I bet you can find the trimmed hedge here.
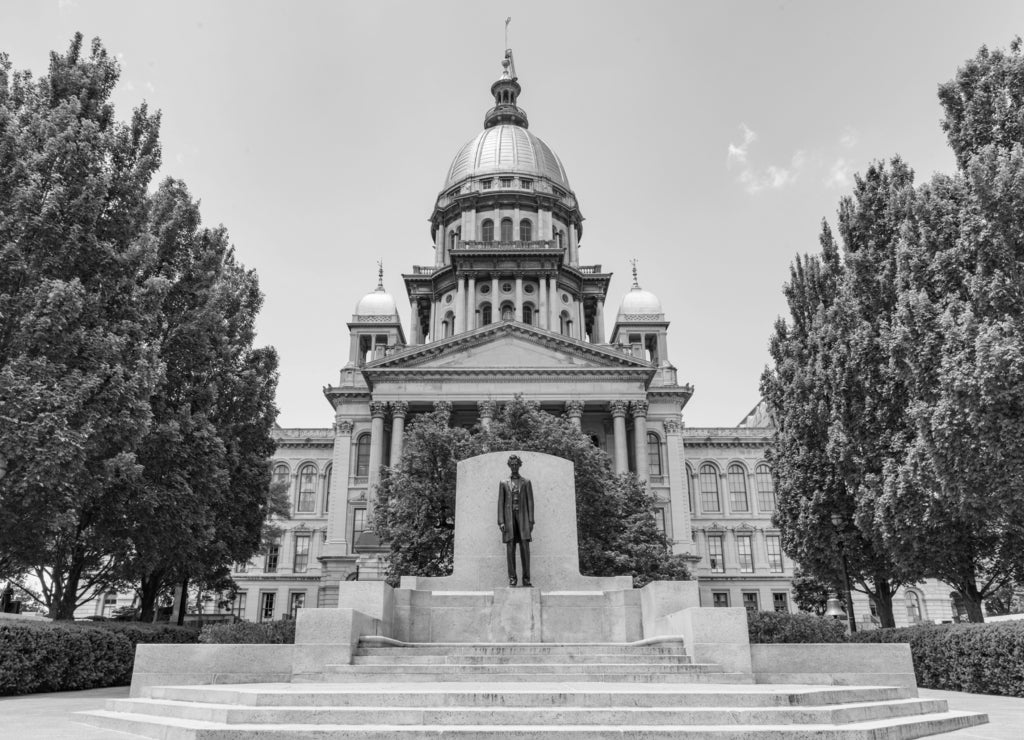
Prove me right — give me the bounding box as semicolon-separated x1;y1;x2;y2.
850;621;1024;697
0;620;200;696
747;610;848;644
199;619;296;644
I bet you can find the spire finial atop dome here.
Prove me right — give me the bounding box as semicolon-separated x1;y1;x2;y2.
376;260;384;291
484;47;529;129
630;259;640;289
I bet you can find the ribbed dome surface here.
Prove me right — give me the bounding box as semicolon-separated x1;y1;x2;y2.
618;287;663;316
354;287;398;317
444;125;570;189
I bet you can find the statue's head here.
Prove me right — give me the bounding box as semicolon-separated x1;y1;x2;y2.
507;454;522;472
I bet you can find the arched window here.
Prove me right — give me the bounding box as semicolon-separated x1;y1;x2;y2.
297;464;317;512
556;230;564;249
755;463;776;512
906;591;922;623
272;463;290;488
560;311;572;336
647;432;662;477
355;434;372;478
685;464;694;513
500;218;513;241
443;311;454;338
727;463;749;512
501;303;514;321
323;465;331;512
520;219;532;241
449;230;456;252
699;463;721;512
481;219;494;242
523;304;533;325
481;303;492;325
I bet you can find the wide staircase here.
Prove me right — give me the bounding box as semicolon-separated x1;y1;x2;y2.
77;637;987;738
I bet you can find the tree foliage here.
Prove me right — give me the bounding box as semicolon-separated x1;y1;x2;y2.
374;398;689;588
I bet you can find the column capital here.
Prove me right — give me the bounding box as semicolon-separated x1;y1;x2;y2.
390;400;409;419
663;417;681;434
433;400;453;419
608;400;629;418
369;400;388;419
335;419;355;435
477;399;497;419
631;399;649;418
565;400;585;418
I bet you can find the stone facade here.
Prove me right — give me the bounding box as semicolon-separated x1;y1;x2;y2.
228;52;954;629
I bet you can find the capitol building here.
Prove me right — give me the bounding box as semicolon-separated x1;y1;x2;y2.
227;51;954;629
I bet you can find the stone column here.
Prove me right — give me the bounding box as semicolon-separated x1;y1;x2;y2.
569;223;579;265
577;300;585;340
609;401;629;475
548;274;559;330
663;416;694;553
466;275;476;330
478;399;496;429
454;274;466;334
409;298;420;344
514;274;524;322
593;298;606;343
324;417;353;557
565;400;585;429
429;299;437;342
632;400;649;483
389;401;409;465
366;401;387;517
538;275;549;330
491;276;500;322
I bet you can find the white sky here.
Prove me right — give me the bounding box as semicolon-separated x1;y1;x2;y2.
4;1;1023;428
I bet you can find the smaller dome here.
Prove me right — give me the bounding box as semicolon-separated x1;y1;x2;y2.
355;286;398;317
618;287;663;316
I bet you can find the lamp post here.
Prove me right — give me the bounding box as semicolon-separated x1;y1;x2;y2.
830;512;858;633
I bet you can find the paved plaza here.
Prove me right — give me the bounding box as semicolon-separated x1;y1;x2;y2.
1;683;1019;739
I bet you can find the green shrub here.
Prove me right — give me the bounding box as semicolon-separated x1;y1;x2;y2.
747;610;848;643
0;619;200;696
851;621;1024;697
199;619;295;644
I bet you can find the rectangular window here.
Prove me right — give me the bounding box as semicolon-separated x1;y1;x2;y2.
742;592;759;612
289;592;306;619
264;545;279;573
766;535;784;573
260;592;275;622
737;535;754;573
654;508;666;536
234;561;248;573
500;177;513;188
707;534;725;573
293;534;310;574
351;508;367;547
232;592;247;619
481;179;492;189
712;592;730;608
520;178;532;189
773;592;789;613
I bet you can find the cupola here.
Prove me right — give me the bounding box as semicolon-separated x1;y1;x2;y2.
346;264;406;370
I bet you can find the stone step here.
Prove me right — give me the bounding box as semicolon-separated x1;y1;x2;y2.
102;696;952;726
328;662;716;675
148;684;915;709
354;645;687;657
316;671;754;684
352;653;692;665
75;708;990;739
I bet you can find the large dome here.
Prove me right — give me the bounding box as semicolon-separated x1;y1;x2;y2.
444;125;570;190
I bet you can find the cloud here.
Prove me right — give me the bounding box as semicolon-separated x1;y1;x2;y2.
825;157;854;189
839;127;858;149
727;124;805;194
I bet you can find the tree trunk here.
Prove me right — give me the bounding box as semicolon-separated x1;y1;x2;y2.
959;577;986;623
54;559;85;620
176;577;188;626
872;580;897;628
138;569;165;623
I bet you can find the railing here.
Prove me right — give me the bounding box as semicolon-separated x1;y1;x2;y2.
578;265;604;274
454;240;560;251
411;265;437;275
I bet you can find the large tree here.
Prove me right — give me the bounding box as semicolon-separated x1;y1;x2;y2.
374;398;689;588
0;35;163;618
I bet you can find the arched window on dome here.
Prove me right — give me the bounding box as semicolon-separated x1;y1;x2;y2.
481;219;494;242
560;311;572;336
523;304;534;325
727;463;749;512
520;219;532;241
500;302;514;321
556;230;564;250
500;218;513;242
449;230;456;254
481;303;492;326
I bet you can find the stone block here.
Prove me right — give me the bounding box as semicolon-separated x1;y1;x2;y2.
335;581;394;635
750;643;918;691
292;608;382;680
639;580;700;637
490;586;541;641
129;644;295;697
670;606;752;675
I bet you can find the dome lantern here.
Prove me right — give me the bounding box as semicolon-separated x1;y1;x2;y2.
484;49;529;129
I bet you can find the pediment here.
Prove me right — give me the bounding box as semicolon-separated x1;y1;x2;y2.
366;322;652;374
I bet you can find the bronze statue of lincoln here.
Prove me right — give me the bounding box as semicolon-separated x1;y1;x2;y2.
497;454;534;587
